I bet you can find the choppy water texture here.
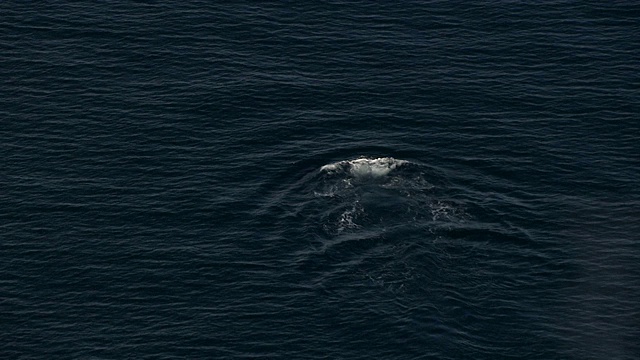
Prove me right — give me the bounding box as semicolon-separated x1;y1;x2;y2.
2;1;640;359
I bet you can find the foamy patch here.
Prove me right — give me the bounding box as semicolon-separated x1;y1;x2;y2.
320;157;408;178
430;200;467;222
337;201;362;232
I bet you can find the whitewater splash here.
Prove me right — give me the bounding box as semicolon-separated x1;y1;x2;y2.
300;156;469;294
315;156;466;232
320;157;408;178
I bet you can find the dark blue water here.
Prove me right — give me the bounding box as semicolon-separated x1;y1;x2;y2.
2;1;639;359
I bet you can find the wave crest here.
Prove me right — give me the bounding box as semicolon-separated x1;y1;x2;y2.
320;157;408;178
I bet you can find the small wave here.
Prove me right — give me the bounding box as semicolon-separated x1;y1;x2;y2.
320;157;408;178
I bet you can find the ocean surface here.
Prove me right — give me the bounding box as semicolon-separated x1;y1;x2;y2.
2;1;639;359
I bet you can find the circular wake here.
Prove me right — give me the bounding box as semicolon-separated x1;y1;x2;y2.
314;157;465;234
292;156;469;294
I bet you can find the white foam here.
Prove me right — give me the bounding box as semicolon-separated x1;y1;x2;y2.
337;201;362;232
430;200;467;222
320;157;408;178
